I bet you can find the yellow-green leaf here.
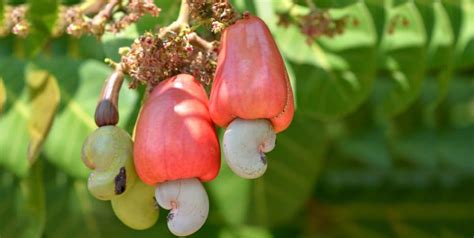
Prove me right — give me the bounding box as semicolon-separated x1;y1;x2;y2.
0;78;5;114
26;66;60;164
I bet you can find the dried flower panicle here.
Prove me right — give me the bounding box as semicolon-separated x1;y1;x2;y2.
1;5;30;37
299;10;346;44
187;0;238;33
121;31;217;89
110;0;161;33
277;9;348;44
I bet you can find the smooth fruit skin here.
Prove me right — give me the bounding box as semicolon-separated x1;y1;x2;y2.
111;179;159;230
134;74;220;185
155;178;209;236
209;15;294;133
82;126;137;200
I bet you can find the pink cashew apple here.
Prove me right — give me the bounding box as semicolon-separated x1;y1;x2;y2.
209;15;295;179
134;74;220;236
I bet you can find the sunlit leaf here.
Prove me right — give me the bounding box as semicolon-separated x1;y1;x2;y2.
453;0;474;70
0;78;5;114
0;58;30;177
25;0;59;57
373;1;428;118
256;1;377;120
0;161;46;238
42;161;175;238
38;58;138;179
210;114;328;226
414;2;454;123
26;65;60;164
102;24;139;62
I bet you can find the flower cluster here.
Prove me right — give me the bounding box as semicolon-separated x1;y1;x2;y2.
6;0;161;38
187;0;238;33
1;5;30;37
277;9;348;44
109;0;161;33
121;31;217;89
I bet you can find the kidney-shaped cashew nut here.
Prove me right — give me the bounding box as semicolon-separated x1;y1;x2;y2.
223;118;276;179
155;178;209;236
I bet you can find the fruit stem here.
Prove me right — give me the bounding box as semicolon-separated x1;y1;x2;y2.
159;0;190;38
187;32;215;52
95;65;124;127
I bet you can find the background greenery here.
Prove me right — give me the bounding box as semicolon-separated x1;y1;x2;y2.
0;0;473;237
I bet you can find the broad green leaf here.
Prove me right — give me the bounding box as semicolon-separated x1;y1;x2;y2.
219;226;273;238
416;1;454;69
25;0;59;57
135;0;180;34
0;78;5;114
102;24;139;62
390;128;438;169
415;2;454;121
39;59;138;179
0;1;3;33
365;0;387;40
257;114;326;226
0;58;30;177
42;161;175;238
210;114;328;226
373;1;427;118
337;127;392;169
257;1;377;120
310;0;359;9
0;161;46;238
445;76;474;128
208;137;252;225
438;126;474;173
453;0;474;70
26;65;60;164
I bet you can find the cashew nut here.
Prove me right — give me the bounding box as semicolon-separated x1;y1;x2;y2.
155;178;209;236
223;118;276;179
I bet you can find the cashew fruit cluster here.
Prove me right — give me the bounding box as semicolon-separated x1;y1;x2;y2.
82;14;293;236
82;126;159;230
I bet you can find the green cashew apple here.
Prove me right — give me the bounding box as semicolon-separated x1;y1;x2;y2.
111;179;159;230
81;126;137;200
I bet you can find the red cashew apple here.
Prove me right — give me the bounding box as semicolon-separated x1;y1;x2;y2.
134;74;220;236
209;15;294;179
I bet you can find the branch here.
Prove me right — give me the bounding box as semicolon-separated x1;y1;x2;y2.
90;0;121;35
187;32;214;52
158;0;190;38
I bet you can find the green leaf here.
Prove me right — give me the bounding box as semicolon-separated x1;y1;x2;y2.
0;78;5;114
0;161;46;238
135;0;180;34
0;1;4;32
38;58;138;179
311;0;359;9
102;24;139;62
337;127;392;169
219;226;273;238
210;114;328;226
25;0;59;57
416;1;454;69
42;161;175;238
26;65;60;164
257;2;377;120
414;2;454;121
453;0;474;70
0;58;30;177
438;126;474;173
373;1;428;118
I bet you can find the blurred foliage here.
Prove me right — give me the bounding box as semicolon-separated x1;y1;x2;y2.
0;0;473;237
